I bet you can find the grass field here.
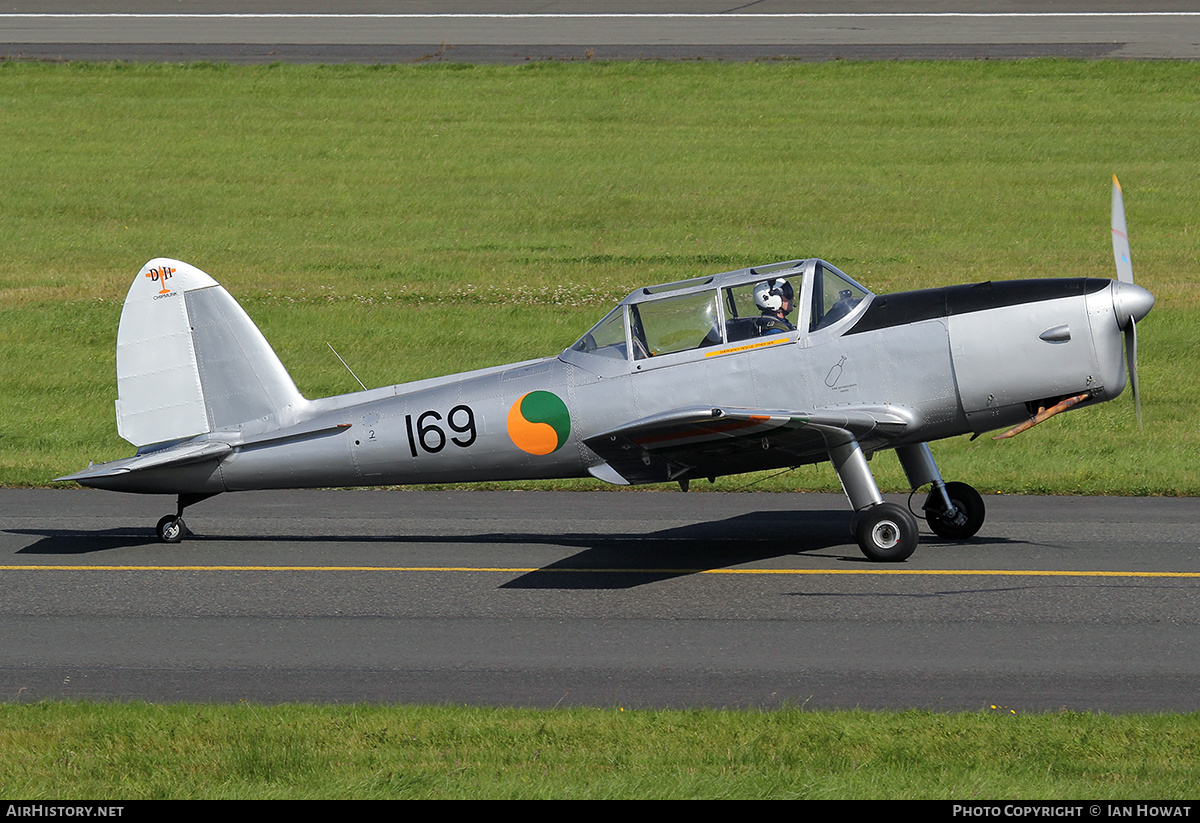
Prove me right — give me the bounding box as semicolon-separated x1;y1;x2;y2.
2;59;1199;492
2;701;1199;800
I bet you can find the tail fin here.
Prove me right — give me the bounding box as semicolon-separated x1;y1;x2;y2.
115;258;306;448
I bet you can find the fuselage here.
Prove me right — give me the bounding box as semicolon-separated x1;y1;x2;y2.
83;259;1152;497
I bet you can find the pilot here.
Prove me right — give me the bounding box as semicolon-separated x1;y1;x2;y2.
753;278;796;333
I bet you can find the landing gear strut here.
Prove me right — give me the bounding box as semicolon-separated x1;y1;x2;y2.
154;493;217;543
897;443;985;540
831;440;986;562
830;439;920;562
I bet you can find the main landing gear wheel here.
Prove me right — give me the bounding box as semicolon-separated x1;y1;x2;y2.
156;515;185;544
924;481;985;540
853;502;918;562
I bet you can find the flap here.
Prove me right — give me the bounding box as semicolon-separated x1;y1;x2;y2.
583;404;918;485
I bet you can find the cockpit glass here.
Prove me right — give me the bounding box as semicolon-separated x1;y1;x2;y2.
723;277;800;341
810;264;870;331
570;306;629;360
630;291;721;359
569;260;865;363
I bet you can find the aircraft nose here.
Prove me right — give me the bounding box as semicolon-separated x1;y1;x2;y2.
1111;280;1154;329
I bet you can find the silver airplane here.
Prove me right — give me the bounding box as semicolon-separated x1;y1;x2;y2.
58;178;1154;561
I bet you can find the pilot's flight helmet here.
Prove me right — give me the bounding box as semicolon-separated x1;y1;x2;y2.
754;278;794;313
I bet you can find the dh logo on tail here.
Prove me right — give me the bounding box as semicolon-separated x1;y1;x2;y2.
145;265;175;295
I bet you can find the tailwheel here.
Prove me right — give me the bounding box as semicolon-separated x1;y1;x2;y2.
156;514;185;544
154;493;216;543
924;481;985;540
854;502;918;562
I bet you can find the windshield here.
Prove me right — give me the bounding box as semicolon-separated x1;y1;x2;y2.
570;306;629;360
810;263;870;331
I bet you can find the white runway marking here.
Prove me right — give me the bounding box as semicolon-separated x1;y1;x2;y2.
4;13;1200;18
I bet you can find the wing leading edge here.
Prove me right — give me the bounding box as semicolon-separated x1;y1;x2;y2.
583;405;920;486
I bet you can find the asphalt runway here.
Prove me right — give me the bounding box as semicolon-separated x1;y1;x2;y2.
3;488;1200;711
2;2;1199;63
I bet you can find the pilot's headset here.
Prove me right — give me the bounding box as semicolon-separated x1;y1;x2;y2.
754;279;794;314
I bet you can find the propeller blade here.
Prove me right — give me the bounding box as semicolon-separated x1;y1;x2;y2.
1126;317;1143;431
1113;174;1147;431
1112;174;1134;283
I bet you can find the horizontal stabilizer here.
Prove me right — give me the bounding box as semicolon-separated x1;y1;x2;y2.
56;421;353;487
55;440;233;483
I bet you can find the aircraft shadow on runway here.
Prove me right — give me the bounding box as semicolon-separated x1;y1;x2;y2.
498;516;1019;589
9;509;849;561
9;527;163;554
6;508;1019;589
500;510;857;590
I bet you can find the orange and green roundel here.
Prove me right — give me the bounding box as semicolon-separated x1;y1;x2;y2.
507;391;571;455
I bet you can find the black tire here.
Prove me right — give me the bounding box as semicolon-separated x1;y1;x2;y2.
156;515;185;544
925;481;985;540
854;502;918;562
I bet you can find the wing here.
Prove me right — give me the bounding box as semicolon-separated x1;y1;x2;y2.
583;404;920;485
